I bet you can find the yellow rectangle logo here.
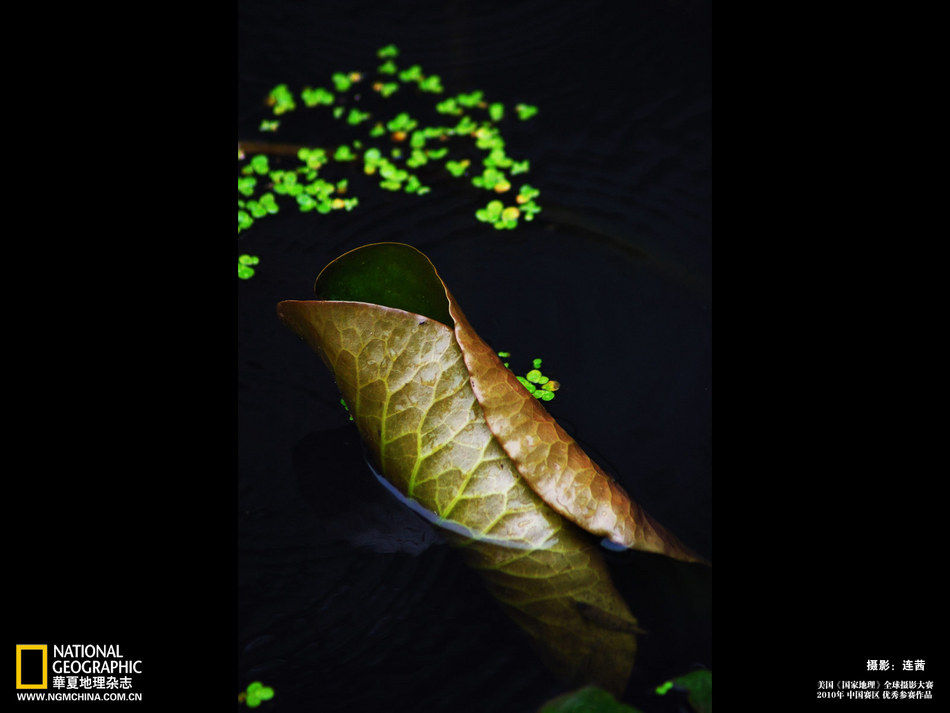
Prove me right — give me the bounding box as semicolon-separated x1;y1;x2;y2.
15;644;47;689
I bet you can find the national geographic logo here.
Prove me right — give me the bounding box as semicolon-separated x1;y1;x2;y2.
15;645;47;689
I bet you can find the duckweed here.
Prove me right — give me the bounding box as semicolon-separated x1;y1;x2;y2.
239;681;275;708
499;353;560;401
237;45;542;277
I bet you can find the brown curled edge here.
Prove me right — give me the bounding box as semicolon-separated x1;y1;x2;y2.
448;294;707;564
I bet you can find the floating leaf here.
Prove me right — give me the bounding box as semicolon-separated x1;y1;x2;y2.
297;244;702;559
278;244;705;692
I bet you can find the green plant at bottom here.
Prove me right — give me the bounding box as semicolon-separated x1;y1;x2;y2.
238;681;275;708
538;671;711;713
656;670;711;713
538;686;641;713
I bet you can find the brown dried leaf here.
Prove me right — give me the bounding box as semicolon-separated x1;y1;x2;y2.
278;299;638;692
277;242;708;692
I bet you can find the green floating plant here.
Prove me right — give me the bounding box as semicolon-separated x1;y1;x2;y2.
237;44;542;278
237;254;260;280
242;192;278;219
374;80;398;97
386;112;418;133
517;184;542;222
456;90;483;108
297;147;328;169
248;154;269;175
418;74;443;93
498;353;561;401
516;102;539;120
333;144;357;162
346;108;371;125
538;686;641;713
267;84;295;115
398;64;423;83
436;97;461;115
445;159;469;177
475;195;540;231
237;176;257;197
331;71;355;92
301;86;334;107
238;681;275;708
655;670;711;713
472;166;510;192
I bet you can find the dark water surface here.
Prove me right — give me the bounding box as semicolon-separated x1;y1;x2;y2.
238;2;710;711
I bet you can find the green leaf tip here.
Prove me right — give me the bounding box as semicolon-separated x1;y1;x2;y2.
313;243;453;327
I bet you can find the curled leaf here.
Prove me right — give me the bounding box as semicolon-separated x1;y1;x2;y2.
278;300;637;691
278;243;704;692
